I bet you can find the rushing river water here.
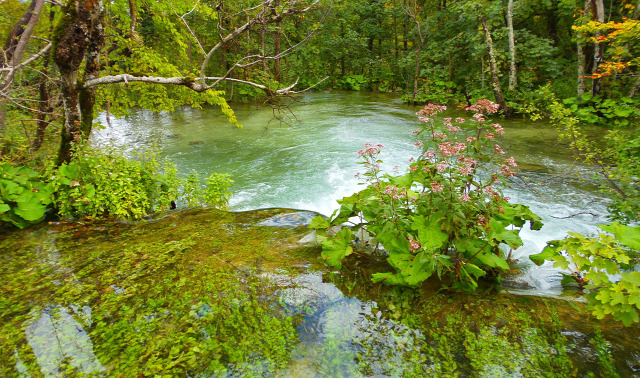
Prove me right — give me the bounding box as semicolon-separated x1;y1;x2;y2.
94;91;610;296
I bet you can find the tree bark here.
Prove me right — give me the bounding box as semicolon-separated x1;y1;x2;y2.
591;0;605;96
481;16;508;113
506;0;517;92
0;0;45;148
577;0;591;97
54;0;104;165
31;9;56;153
274;0;281;82
1;0;45;93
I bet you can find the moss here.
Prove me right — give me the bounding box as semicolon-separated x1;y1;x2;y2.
2;208;640;376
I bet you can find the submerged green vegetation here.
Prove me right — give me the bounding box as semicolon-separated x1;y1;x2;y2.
1;208;639;376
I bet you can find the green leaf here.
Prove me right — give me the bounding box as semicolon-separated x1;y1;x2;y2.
411;215;448;251
13;192;47;221
321;227;353;269
308;215;330;229
599;222;640;250
475;252;509;270
0;202;10;213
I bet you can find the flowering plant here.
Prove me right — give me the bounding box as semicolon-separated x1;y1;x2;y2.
310;100;542;290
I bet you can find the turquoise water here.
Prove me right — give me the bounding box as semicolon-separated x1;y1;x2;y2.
93;90;610;295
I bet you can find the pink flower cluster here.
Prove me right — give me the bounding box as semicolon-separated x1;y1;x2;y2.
491;123;504;134
409;237;421;252
438;141;467;157
444;118;461;133
430;182;444;193
472;113;486;122
384;185;407;199
457;155;476;175
417;103;447;117
435;162;449;172
466;99;500;114
432;132;447;140
424;150;436;159
358;142;384;157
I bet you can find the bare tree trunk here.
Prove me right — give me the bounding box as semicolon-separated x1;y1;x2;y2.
577;0;591;97
413;45;421;102
0;0;45;147
274;0;282;82
629;75;640;98
31;9;56;152
481;16;508;113
506;0;517;92
591;0;605;96
393;0;398;61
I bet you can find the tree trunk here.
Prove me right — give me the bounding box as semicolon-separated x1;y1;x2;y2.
629;75;640;99
54;0;104;165
577;0;591;97
274;0;281;82
506;0;517;92
591;0;605;96
481;17;508;113
413;45;421;102
31;9;56;153
0;0;45;148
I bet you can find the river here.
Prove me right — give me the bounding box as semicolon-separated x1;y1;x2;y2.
94;90;610;296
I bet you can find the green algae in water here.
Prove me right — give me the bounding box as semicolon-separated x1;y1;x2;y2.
0;208;315;376
2;208;640;376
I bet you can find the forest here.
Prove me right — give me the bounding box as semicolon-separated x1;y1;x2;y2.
1;0;640;376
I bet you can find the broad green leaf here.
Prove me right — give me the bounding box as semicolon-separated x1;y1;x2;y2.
475;252;509;270
321;227;353;269
599;222;640;250
14;192;47;221
308;215;330;229
411;216;448;251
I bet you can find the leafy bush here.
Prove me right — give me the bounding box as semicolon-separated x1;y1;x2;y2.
561;94;640;127
50;145;182;219
181;170;233;210
0;162;54;228
401;79;461;105
339;75;369;91
531;222;640;326
311;100;541;290
550;101;640;222
508;84;558;121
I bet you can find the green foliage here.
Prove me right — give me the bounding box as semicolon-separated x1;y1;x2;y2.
531;222;640;326
508;84;558;120
0;208;306;376
0;163;53;228
401;79;461;105
550;101;640;222
311;100;541;290
180;170;234;210
561;94;640;127
50;145;181;219
338;74;369;91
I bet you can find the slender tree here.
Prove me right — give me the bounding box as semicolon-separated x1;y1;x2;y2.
481;16;507;113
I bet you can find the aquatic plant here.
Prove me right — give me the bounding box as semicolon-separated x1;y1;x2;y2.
311;100;542;290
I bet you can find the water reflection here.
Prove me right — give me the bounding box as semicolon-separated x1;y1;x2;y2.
22;306;104;376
